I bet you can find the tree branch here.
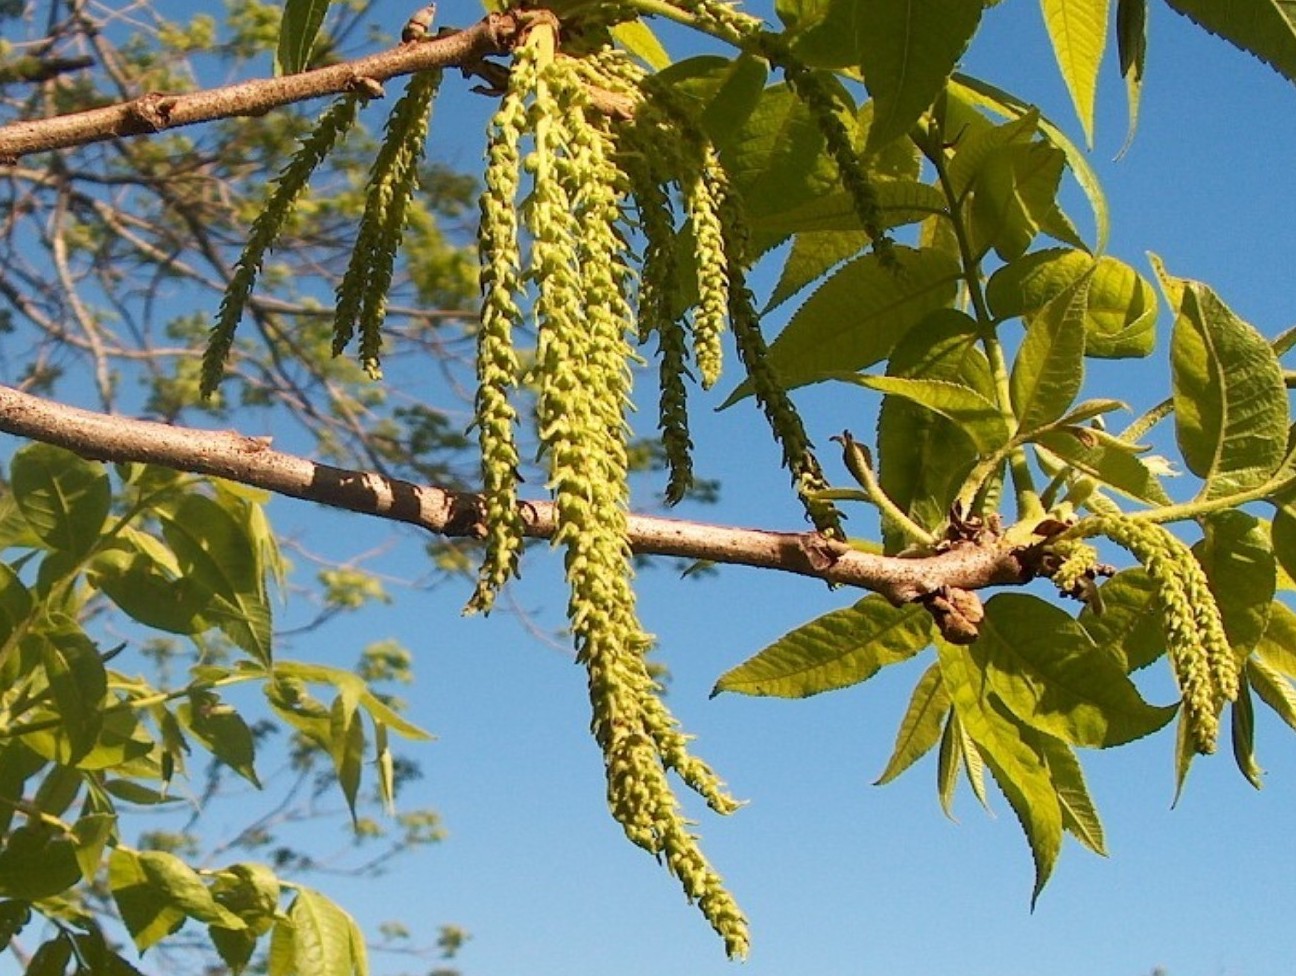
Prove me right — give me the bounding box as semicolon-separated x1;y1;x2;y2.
0;13;525;162
0;384;1037;631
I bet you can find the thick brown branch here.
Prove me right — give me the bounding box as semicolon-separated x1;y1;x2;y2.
0;14;523;162
0;384;1036;613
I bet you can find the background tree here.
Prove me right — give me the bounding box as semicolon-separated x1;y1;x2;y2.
1;0;1296;973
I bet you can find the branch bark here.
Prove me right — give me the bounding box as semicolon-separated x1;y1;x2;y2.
0;384;1036;621
0;13;524;162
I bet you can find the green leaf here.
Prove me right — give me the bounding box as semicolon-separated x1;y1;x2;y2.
178;691;261;788
161;494;272;664
10;443;110;558
103;779;183;805
766;230;868;311
1078;569;1165;672
936;711;962;818
946;110;1039;200
277;0;331;75
752;180;947;239
844;375;1010;454
0;561;32;648
1161;0;1296;85
712;595;932;698
329;694;365;823
272;660;432;740
1040;0;1109;146
853;0;984;152
1034;428;1173;506
1272;503;1296;585
610;18;671;70
1115;0;1147;155
72;812;117;880
1010;273;1090;434
948;74;1109;252
1158;261;1289;500
970;141;1067;261
723;245;960;402
116;848;254;957
37;627;106;764
1085;255;1158;358
969;593;1176;747
1248;656;1296;731
1231;669;1264;789
1038;735;1106;855
286;887;366;976
936;638;1062;903
1193;510;1274;657
0;823;81;900
91;547;210;635
1256;600;1296;678
876;663;950;785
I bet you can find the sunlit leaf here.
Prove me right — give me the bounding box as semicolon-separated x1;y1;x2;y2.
1034;429;1173;506
1254;600;1296;678
852;0;984;152
1078;569;1164;672
844;374;1009;454
936;639;1062;903
1157;261;1288;501
1010;274;1090;434
723;246;960;403
876;663;949;784
1040;0;1109;146
1193;510;1274;657
610;18;671;69
877;309;993;551
178;692;261;788
1038;735;1106;855
948;74;1109;251
969;594;1176;747
286;887;366;976
1248;657;1296;731
970;141;1066;260
712;595;932;698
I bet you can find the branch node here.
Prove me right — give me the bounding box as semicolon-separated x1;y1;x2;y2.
921;586;984;644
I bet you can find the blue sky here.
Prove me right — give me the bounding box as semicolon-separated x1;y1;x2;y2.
6;2;1296;974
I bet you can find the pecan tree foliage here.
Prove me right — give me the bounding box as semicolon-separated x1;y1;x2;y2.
4;0;1296;971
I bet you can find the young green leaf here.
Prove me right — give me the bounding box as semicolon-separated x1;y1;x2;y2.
329;694;366;823
936;638;1063;903
10;443;110;558
1255;600;1296;678
1231;670;1264;789
876;663;950;785
723;245;960;402
936;711;962;819
876;308;993;551
1010;273;1090;434
712;595;932;698
968;593;1176;747
1040;0;1109;147
1085;255;1157;358
37;628;106;765
0;823;81;900
284;887;366;976
948;75;1110;251
1248;657;1296;732
1038;735;1106;855
853;0;984;152
1193;510;1274;658
845;375;1010;455
970;141;1066;261
1034;429;1173;506
1115;0;1148;155
1159;264;1288;501
109;847;189;951
1078;569;1165;672
277;0;332;75
610;18;671;70
177;692;261;788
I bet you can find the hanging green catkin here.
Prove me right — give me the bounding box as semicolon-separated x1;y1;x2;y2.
713;177;844;537
465;44;538;615
204;94;362;397
1075;516;1236;753
684;146;730;390
527;42;748;958
333;70;440;376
